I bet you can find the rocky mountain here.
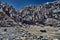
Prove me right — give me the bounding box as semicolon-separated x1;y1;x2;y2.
18;1;60;27
0;0;60;40
0;0;60;27
0;1;18;27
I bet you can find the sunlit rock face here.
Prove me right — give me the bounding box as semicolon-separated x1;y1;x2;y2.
0;2;17;27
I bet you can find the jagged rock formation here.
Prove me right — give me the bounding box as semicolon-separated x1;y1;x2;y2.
0;1;18;27
0;0;60;27
18;1;60;27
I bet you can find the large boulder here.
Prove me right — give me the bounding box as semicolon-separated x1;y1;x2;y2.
44;18;60;27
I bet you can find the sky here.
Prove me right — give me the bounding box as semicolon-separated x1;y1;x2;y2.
0;0;56;10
